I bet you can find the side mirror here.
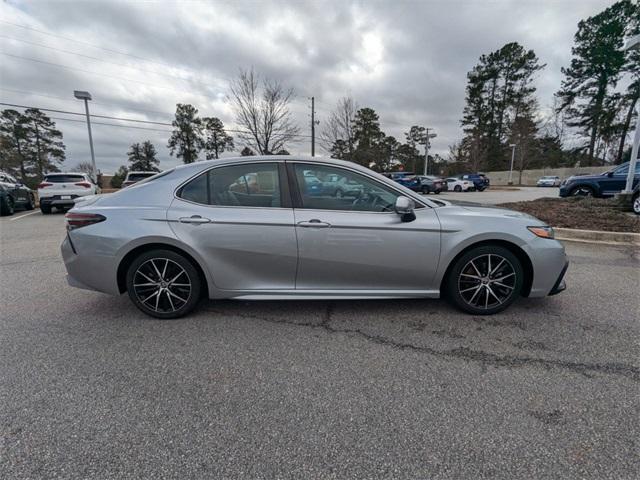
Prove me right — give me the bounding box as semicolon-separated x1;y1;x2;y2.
395;196;416;222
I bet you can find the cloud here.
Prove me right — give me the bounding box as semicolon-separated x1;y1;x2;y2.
0;0;614;173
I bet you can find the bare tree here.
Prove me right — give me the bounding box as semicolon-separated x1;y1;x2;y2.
227;68;300;155
319;97;357;157
74;161;94;174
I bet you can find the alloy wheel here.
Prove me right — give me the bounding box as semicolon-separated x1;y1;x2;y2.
457;254;517;310
633;195;640;215
133;258;192;313
571;186;593;197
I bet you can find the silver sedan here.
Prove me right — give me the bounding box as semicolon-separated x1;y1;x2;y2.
62;156;568;319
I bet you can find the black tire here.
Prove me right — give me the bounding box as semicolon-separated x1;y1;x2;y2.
445;245;524;315
421;186;429;194
434;190;441;194
40;204;52;214
633;193;640;215
126;249;202;319
454;185;462;192
25;194;35;210
1;196;15;216
569;185;594;197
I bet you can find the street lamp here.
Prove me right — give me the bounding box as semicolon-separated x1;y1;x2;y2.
508;144;516;185
423;130;437;176
74;90;97;183
621;34;640;195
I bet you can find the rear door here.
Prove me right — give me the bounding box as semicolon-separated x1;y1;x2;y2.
167;161;298;291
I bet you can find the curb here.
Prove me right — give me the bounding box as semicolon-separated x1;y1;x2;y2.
554;227;640;246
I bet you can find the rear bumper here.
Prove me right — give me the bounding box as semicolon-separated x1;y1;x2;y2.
61;235;120;295
40;195;79;207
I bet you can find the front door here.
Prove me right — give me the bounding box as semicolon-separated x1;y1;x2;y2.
290;163;441;292
168;162;297;291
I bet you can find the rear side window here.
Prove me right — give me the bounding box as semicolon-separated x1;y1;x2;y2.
128;173;156;181
45;174;85;183
179;163;282;208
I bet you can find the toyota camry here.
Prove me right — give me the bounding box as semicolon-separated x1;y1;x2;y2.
62;156;568;319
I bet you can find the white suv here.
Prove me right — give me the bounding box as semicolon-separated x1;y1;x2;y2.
37;172;99;214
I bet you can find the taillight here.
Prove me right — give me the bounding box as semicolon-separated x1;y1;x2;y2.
38;182;53;188
65;212;105;231
75;182;92;188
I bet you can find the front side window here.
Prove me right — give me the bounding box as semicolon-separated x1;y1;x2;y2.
179;163;282;208
294;164;410;212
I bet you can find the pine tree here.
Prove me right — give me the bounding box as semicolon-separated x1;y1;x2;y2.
557;0;630;163
167;104;204;163
0;109;29;179
202;117;234;159
23;108;66;179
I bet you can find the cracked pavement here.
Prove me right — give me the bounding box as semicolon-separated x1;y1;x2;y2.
1;212;639;479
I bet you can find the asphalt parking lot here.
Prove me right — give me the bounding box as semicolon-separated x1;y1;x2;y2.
1;210;639;479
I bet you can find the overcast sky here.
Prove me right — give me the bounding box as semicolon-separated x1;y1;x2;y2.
0;0;614;174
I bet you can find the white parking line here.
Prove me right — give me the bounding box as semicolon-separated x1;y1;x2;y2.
8;211;40;221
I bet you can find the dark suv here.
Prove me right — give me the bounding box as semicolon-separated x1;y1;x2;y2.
0;171;36;216
559;161;640;198
458;173;489;191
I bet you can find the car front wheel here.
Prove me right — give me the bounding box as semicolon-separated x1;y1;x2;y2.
446;245;524;315
126;249;202;319
454;185;462;192
570;185;594;197
633;193;640;215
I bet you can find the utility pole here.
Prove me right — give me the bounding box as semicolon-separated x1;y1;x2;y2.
311;96;316;157
508;144;516;185
74;90;97;182
423;128;437;176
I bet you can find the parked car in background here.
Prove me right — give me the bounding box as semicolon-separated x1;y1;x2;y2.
537;176;562;187
445;177;472;192
559;161;640;198
122;171;158;188
0;171;36;216
384;171;421;191
322;173;363;198
38;172;99;214
62;155;567;319
458;173;489;191
415;175;447;194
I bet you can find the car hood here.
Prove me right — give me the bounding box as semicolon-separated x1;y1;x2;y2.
565;173;606;182
436;204;542;223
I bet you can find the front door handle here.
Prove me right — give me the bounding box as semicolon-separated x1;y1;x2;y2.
297;219;331;228
179;215;212;224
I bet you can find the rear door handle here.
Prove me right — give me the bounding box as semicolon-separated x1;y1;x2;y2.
179;215;211;224
297;219;331;228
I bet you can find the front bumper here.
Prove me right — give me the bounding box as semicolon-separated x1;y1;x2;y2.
549;261;569;296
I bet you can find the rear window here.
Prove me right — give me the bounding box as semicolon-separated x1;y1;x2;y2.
128;173;156;181
45;174;85;183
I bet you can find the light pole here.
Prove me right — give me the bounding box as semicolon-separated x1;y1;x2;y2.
508;144;516;185
423;129;437;176
74;90;97;183
621;34;640;195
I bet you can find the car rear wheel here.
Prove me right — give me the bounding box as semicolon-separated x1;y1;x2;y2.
25;194;35;210
126;249;202;319
1;196;14;216
454;185;462;192
446;245;524;315
570;185;594;197
633;193;640;215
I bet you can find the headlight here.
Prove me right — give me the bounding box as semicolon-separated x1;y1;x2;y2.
527;226;555;239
